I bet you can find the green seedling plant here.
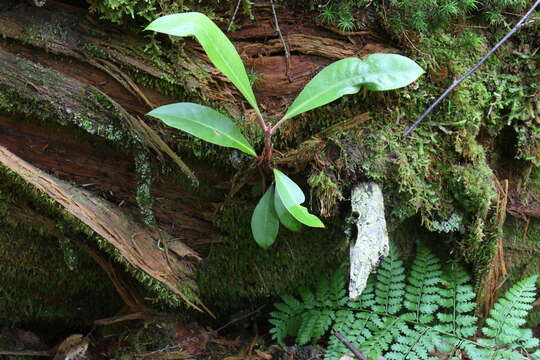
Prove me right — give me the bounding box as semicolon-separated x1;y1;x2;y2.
145;12;425;248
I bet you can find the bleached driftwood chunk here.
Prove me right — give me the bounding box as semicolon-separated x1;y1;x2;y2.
349;182;389;299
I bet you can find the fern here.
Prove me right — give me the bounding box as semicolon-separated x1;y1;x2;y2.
403;245;443;324
372;246;406;316
437;265;477;336
270;266;346;345
467;275;540;360
269;294;305;344
386;324;441;360
385;245;443;360
269;244;540;360
359;315;408;358
434;264;477;356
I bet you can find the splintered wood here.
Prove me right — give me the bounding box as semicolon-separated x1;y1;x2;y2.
0;145;207;313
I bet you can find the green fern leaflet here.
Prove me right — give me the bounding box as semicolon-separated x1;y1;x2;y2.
269;244;540;360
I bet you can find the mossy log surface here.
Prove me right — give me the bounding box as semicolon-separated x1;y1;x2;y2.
0;0;538;330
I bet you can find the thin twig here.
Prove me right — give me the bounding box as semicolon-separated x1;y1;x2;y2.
94;312;146;325
403;0;540;136
0;350;53;357
332;329;367;360
227;0;243;32
270;0;292;82
214;305;265;333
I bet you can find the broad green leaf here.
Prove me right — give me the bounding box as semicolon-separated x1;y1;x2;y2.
274;191;302;232
251;185;280;248
283;54;424;120
273;169;324;228
147;102;256;156
288;205;324;228
145;13;259;113
274;169;304;204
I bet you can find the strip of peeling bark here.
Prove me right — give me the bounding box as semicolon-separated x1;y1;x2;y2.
0;43;219;249
0;1;395;116
0;145;208;313
0;48;196;184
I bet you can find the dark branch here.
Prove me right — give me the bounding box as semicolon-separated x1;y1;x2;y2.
227;0;242;32
403;0;540;136
332;329;368;360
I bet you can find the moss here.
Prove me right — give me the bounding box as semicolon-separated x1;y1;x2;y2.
525;166;540;199
0;173;123;332
134;151;156;226
3;0;538;324
0;51;169;225
0;223;122;332
295;20;538;293
86;0;224;25
307;171;343;217
0;62;135;151
196;202;348;315
0;163;195;315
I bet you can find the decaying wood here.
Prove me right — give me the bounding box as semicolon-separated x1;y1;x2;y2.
0;350;53;357
0;111;218;249
94;312;146;326
3;0;511;323
0;44;220;249
479;177;509;316
79;242;147;313
507;201;540;219
0;48;197;184
349;183;389;300
0;145;208;313
0;1;395;116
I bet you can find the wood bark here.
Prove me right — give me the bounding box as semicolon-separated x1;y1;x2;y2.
0;0;395;313
1;0;537;321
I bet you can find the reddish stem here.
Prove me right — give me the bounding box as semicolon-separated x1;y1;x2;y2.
254;112;274;172
259;129;273;171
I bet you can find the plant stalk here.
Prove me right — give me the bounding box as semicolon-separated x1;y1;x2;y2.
261;129;274;170
256;111;268;132
270;116;288;135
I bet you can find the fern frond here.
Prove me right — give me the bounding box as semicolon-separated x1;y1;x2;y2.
462;276;539;360
296;308;334;345
386;324;440;360
325;310;385;360
325;310;358;360
350;276;377;310
316;268;347;307
482;275;538;345
299;287;316;309
270;245;540;360
326;280;382;360
404;245;442;324
329;266;348;306
372;245;406;315
360;315;409;358
270;268;347;345
269;294;306;344
436;264;477;338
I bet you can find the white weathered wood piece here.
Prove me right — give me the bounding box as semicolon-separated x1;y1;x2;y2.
349;182;389;300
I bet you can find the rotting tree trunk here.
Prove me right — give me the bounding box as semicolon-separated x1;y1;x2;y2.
0;0;392;319
0;0;538;329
